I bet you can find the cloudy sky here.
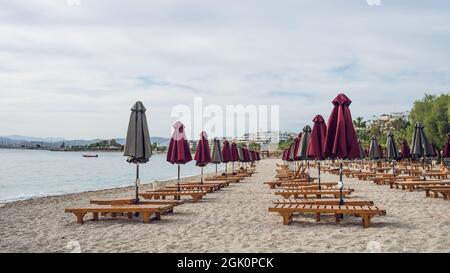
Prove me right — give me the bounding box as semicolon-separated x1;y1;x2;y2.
0;0;449;139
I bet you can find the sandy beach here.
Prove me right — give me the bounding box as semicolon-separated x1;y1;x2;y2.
0;158;449;253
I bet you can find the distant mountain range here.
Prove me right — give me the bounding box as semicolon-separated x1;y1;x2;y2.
0;135;171;147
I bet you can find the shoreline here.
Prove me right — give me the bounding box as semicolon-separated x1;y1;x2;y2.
0;169;224;206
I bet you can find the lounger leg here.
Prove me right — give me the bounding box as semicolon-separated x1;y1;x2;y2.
280;213;292;225
335;214;340;223
111;213;117;218
74;212;86;224
142;212;151;224
127;212;133;219
362;215;371;228
92;212;99;221
316;213;320;222
154;212;161;220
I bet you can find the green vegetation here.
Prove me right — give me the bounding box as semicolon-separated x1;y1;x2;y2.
278;136;294;151
248;141;261;151
354;93;449;150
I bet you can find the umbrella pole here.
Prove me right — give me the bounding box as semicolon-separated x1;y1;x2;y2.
339;162;344;205
135;163;140;204
225;163;228;179
392;160;396;177
232;162;235;174
318;161;321;190
177;164;181;200
215;164;218;174
201;167;204;184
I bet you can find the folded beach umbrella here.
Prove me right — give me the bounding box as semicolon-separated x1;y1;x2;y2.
256;151;261;161
286;143;294;162
368;136;380;160
194;131;211;183
386;132;400;160
324;94;360;159
292;133;302;160
243;147;251;163
238;146;245;162
167;121;192;192
378;144;384;159
222;140;232;175
307;115;327;160
124;101;152;204
430;142;438;157
443;133;450;158
211;138;223;173
324;93;360;205
299;126;312;160
411;122;433;158
358;141;365;160
401;139;411;159
307;115;327;189
230;142;240;172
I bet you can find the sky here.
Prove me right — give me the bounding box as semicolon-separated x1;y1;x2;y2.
0;0;449;140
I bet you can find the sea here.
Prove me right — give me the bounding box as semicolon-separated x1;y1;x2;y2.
0;149;226;203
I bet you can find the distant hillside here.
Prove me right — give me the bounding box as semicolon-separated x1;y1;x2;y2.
1;135;170;147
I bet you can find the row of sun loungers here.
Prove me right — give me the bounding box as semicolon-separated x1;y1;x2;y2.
65;168;255;224
268;164;386;228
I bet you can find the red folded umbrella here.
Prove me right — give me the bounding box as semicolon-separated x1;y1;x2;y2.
401;139;411;159
307;115;327;160
282;149;288;161
378;144;384;159
230;142;240;162
243;148;251;162
324;94;360;159
430;142;438;157
256;152;261;161
292;133;302;161
167;121;192;164
222;140;232;163
443;133;450;158
194;131;211;167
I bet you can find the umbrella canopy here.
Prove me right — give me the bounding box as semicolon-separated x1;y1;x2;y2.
286;143;294;162
238;146;245;162
211;138;223;164
430;142;438;157
299;125;312;160
221;140;232;163
194;131;211;167
368;136;380;160
411;122;433;158
256;152;261;161
166;121;192;164
124;101;152;163
378;144;384;159
230;142;240;162
307;115;327;160
123;101;152;203
401;139;411;159
386;132;400;160
324;94;360;159
249;150;254;162
292;133;302;160
243;147;251;162
443;133;450;158
358;141;365;159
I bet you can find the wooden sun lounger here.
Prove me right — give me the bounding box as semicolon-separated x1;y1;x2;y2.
140;190;207;202
373;176;421;186
89;198;184;214
272;198;374;206
274;189;353;199
163;184;219;193
65;204;173;224
204;177;240;183
268;204;386;228
264;180;321;189
421;186;450;198
429;189;450;200
393;180;450;192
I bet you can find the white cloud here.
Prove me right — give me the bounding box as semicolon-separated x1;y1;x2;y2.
0;0;449;139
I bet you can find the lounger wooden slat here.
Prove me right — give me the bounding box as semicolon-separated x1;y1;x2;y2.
274;189;353;199
140;190;207;202
269;204;386;227
272;199;374;206
65;204;173;224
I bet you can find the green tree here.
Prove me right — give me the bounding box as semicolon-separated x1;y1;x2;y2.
408;93;450;148
278;136;294;151
248;141;261;151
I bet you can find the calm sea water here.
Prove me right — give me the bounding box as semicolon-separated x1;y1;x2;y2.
0;149;225;203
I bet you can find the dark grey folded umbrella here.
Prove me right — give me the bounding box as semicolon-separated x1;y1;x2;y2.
358;141;365;159
211;138;223;172
369;136;380;160
411;123;433;157
386;131;400;160
123;101;152;203
298;125;311;160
